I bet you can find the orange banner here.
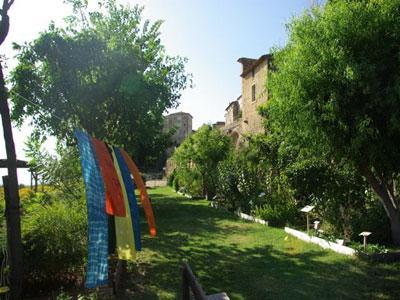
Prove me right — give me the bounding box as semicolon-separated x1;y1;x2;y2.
120;149;157;237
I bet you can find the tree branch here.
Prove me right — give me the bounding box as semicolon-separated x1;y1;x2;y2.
358;163;399;218
0;0;14;46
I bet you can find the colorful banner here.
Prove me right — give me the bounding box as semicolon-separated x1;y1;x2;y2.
112;149;137;261
115;148;142;251
120;148;157;237
92;138;126;217
74;129;109;288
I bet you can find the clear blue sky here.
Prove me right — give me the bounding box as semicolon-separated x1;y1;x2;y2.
136;0;312;128
0;0;313;184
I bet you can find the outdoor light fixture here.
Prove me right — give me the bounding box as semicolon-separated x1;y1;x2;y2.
313;220;320;230
300;205;315;235
359;232;372;250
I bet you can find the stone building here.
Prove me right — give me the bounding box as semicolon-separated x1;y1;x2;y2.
221;54;271;146
212;121;225;130
223;96;242;147
163;111;193;156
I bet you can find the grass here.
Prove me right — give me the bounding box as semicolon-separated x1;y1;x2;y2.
127;186;400;299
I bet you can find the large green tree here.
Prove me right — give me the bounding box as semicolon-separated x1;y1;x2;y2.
10;0;190;170
173;125;232;199
264;0;400;244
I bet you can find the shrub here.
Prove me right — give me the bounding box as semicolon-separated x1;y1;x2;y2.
173;177;180;192
167;170;175;187
172;125;232;199
22;198;87;290
253;176;300;227
216;158;242;210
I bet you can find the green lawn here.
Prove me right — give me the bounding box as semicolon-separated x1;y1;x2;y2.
129;186;400;299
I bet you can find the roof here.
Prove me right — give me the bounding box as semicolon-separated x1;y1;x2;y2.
238;54;272;77
225;100;240;111
165;111;193;119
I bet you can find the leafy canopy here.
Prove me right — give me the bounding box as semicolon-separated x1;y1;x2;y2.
261;0;400;244
10;0;191;169
265;0;400;174
172;125;232;197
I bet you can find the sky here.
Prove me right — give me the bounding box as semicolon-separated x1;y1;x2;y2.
0;0;312;184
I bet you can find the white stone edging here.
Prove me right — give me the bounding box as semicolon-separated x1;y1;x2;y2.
209;201;269;226
236;212;269;226
284;227;356;256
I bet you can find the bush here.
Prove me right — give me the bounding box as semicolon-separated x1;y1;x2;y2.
216;152;266;213
252;176;300;227
173;177;179;192
348;197;391;245
216;158;242;210
172;125;232;199
22;197;87;290
167;170;175;187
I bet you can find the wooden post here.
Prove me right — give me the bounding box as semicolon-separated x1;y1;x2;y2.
0;2;22;297
3;176;22;299
114;260;126;296
182;261;207;300
306;213;310;235
182;264;190;300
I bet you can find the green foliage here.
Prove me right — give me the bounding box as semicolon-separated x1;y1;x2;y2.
215;135;302;226
253;201;297;227
43;143;84;200
350;242;389;255
172;125;232;198
24;130;47;190
167;170;175;187
266;0;400;169
24;135;84;200
216;157;242;210
22;195;87;287
172;176;180;192
285;158;368;240
262;0;400;244
11;0;190;170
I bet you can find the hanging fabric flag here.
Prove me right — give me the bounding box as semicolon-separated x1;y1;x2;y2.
74;129;108;288
92;138;126;217
120;149;157;237
112;149;137;260
115;148;142;251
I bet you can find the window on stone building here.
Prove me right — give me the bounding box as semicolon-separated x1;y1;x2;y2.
251;69;255;77
252;84;256;102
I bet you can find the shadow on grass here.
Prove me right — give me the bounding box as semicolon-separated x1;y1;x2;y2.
128;189;400;300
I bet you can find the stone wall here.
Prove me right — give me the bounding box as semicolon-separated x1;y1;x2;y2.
240;59;268;134
164;112;193;156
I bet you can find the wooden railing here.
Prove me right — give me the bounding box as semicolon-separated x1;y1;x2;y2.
182;261;207;300
182;261;229;300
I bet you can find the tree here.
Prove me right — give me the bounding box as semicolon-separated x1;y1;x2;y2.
24;131;46;192
264;0;400;244
172;125;232;199
10;0;190;170
24;134;83;200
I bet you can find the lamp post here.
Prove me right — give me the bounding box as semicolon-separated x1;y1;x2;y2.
359;232;372;250
301;205;315;235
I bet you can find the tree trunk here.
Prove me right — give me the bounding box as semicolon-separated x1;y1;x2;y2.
34;174;38;193
0;62;23;299
359;164;400;246
339;204;351;245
